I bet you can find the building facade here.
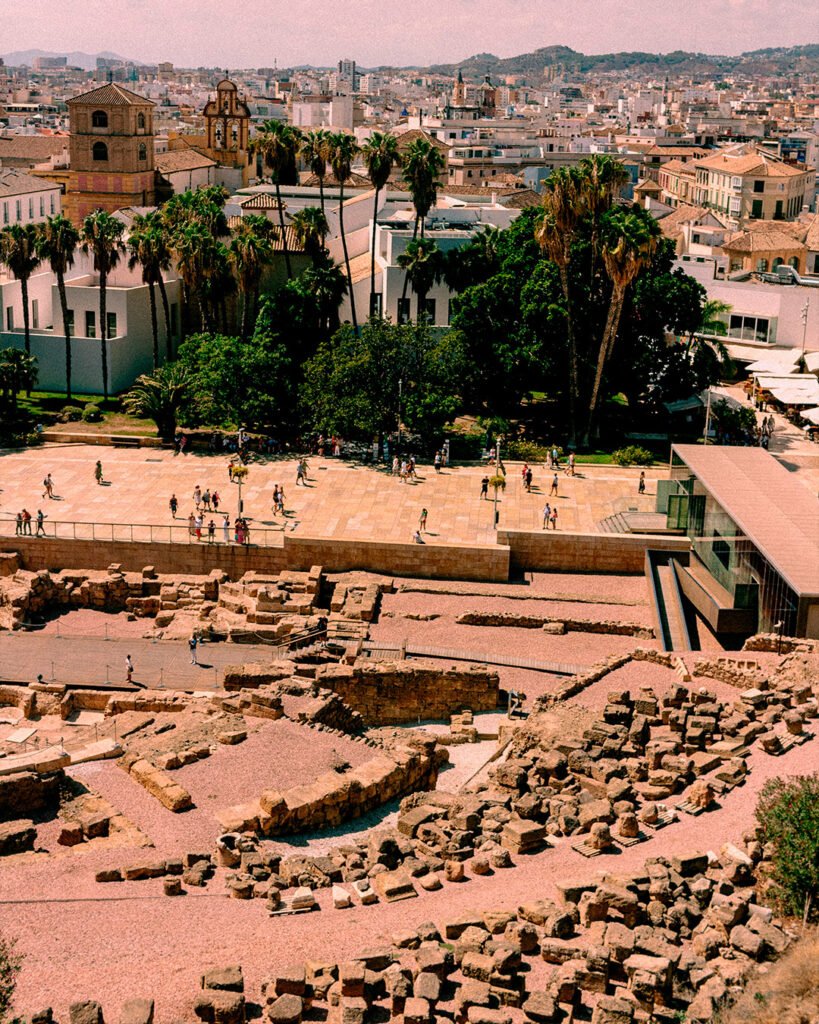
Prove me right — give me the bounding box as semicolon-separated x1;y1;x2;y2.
0;168;61;227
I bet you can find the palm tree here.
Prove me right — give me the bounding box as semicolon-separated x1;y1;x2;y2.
127;211;174;364
0;224;41;359
291;206;329;267
584;207;661;445
122;362;194;441
536;167;583;444
301;262;348;337
81;210;125;399
250;120;302;278
173;222;216;333
577;155;630;273
327;131;361;332
228;215;276;340
36;214;80;400
397;238;444;323
443;225;500;292
361;131;401;317
300;129;331;214
0;347;38;412
399;138;446;304
401;137;446;239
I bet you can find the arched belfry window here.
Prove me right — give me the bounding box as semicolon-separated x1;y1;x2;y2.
92;110;108;128
137;112;146;130
138;143;147;161
92;141;108;161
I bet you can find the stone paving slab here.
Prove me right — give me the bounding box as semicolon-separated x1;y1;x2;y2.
0;445;664;547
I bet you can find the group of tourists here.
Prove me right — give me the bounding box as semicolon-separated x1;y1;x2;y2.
183;511;251;545
542;502;559;530
392;456;419;482
315;435;343;458
14;509;46;536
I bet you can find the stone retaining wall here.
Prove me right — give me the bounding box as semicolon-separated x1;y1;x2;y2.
498;529;690;573
743;633;819;654
313;661;500;725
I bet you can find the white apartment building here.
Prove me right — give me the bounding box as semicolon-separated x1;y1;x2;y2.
0;168;62;226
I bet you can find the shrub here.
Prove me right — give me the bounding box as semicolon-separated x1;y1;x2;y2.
612;445;654;467
59;405;84;423
81;403;103;423
755;774;819;921
505;439;553;462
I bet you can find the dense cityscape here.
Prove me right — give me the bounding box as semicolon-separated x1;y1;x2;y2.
0;13;817;1024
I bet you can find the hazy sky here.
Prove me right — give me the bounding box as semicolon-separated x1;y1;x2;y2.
5;0;819;67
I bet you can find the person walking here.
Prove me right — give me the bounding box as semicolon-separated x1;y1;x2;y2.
187;512;196;539
296;461;305;486
202;488;211;512
169;494;178;518
638;471;646;495
542;502;551;529
242;518;250;545
15;512;22;536
276;485;285;516
188;634;198;665
434;451;442;473
36;509;46;536
212;490;220;513
194;514;203;541
480;476;489;500
125;654;134;684
94;461;103;485
419;508;428;532
222;514;230;544
193;485;202;510
391;456;399;476
207;519;215;544
42;473;54;499
22;509;32;535
568;452;576;477
549;473;559;497
525;466;533;493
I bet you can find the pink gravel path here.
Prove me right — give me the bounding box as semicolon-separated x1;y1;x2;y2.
8;726;816;1024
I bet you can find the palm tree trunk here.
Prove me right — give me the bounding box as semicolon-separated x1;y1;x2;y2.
557;261;579;446
369;186;379;318
99;270;109;400
338;183;357;332
157;276;173;358
240;288;250;342
400;218;421;305
58;274;72;401
21;277;31;357
148;281;159;370
275;181;292;278
318;175;325;217
584;286;625;446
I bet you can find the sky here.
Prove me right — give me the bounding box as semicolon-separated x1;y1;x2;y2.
4;0;818;68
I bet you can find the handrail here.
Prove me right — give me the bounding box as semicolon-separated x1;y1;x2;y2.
0;516;287;549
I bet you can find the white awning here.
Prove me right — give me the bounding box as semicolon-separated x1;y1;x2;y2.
801;406;819;425
745;351;802;374
804;351;819;374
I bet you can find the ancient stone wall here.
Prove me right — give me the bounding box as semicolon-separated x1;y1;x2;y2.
455;611;653;638
498;529;690;573
314;661;500;725
0;769;62;822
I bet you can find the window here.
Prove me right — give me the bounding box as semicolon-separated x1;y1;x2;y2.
15;200;21;221
772;257;784;269
753;179;765;193
85;310;96;338
137;112;145;130
751;199;763;219
774;200;783;220
92;141;108;162
66;310;75;337
2;202;7;225
756;259;768;272
421;298;436;324
29;198;34;219
397;298;411;324
138;143;147;161
107;312;117;338
32;299;39;329
91;110;108;128
50;194;55;215
369;294;382;318
5;306;13;331
39;196;45;217
728;313;770;343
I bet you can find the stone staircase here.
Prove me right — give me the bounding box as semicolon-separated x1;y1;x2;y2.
598;511;632;534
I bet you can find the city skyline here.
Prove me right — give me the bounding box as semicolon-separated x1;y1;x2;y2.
4;0;818;69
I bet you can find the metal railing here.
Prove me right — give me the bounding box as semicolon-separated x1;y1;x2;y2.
0;517;288;549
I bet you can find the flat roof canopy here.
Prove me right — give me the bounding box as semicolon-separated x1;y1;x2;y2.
672;444;819;597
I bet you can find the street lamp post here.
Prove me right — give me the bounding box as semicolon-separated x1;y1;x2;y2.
231;467;247;517
493;440;501;530
800;298;810;365
774;619;784;656
398;378;403;447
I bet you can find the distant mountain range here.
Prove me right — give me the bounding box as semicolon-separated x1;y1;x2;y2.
1;50;132;71
423;44;819;79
